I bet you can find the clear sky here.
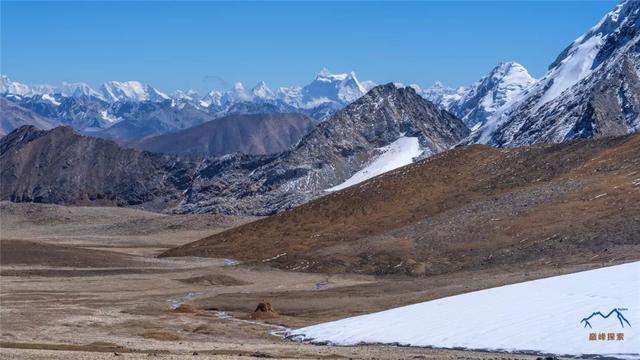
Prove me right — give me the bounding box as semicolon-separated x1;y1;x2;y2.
1;1;617;94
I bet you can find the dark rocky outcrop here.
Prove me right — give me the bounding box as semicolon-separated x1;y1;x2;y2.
0;125;197;210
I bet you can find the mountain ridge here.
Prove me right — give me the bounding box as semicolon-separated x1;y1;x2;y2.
466;0;640;146
129;112;316;157
162;132;640;275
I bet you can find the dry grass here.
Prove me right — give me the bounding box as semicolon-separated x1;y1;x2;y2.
162;134;640;275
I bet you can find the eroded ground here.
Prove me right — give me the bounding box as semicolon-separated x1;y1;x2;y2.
0;202;612;359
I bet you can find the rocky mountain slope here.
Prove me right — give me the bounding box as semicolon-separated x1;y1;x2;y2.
178;83;469;215
130;113;315;157
0;126;196;210
0;97;59;136
162;133;640;276
467;0;640;146
1;84;468;215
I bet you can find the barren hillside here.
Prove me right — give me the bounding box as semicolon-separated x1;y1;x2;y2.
162;134;640;275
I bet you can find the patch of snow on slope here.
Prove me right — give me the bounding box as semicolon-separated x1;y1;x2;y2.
288;261;639;359
538;35;604;106
41;94;60;106
100;110;119;123
327;137;422;192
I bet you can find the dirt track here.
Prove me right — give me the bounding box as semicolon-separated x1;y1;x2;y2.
0;202;608;359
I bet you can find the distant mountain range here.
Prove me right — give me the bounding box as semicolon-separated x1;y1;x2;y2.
2;0;640;217
0;68;373;138
0;83;468;214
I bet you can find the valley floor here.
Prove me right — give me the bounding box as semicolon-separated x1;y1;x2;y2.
0;202;627;359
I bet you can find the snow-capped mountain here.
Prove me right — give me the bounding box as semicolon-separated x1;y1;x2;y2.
251;81;276;100
418;62;535;129
1;68;374;129
298;68;368;108
195;69;372;121
449;62;535;128
1;75;39;97
414;82;468;112
100;81;170;103
219;82;253;105
172;89;199;102
467;0;640;146
199;90;223;108
58;82;105;100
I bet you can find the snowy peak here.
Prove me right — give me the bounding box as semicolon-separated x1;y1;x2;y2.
539;0;639;106
417;81;468;110
0;75;38;97
418;62;535;128
301;68;367;107
100;81;170;102
200;90;223;108
466;0;640;147
221;82;252;104
452;61;536;127
172;89;199;101
251;81;275;100
58;82;104;99
487;62;534;87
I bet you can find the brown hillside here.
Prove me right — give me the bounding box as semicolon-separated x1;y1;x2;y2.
130;112;315;157
161;134;640;275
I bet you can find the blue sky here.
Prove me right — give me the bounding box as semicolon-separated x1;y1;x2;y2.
1;1;617;93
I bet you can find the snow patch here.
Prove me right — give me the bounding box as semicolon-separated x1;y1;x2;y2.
538;35;604;107
100;110;119;123
288;261;639;359
327;137;422;192
41;93;60;106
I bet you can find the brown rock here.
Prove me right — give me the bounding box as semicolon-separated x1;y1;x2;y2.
250;301;278;319
173;303;196;313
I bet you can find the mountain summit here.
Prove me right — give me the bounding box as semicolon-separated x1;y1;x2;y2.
450;62;535;128
419;62;535;129
179;83;469;214
468;0;640;146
